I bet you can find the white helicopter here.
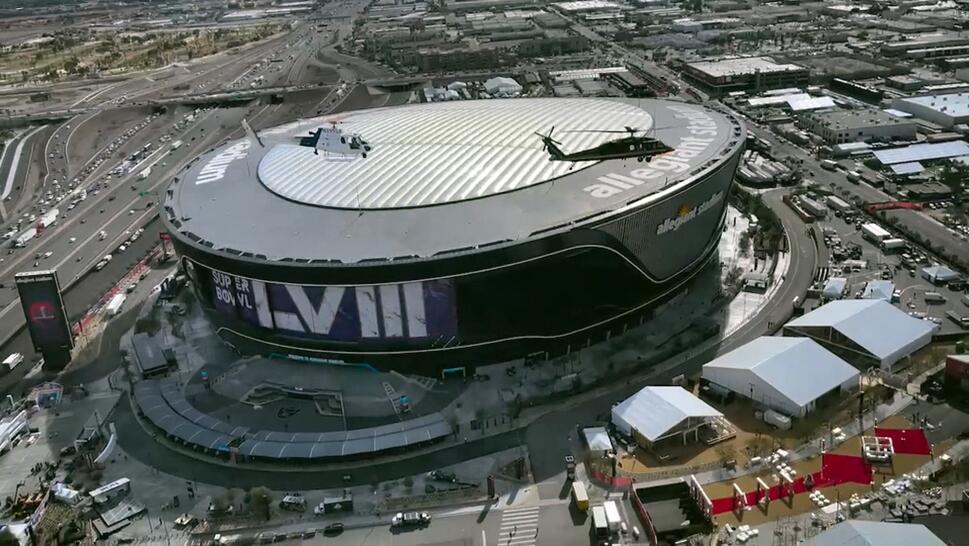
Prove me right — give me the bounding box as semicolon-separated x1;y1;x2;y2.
242;117;372;158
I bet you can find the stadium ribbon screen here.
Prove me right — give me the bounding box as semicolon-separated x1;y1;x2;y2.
15;270;74;352
203;266;458;343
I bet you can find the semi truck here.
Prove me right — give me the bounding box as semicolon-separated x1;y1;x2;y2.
800;196;828;219
106;293;126;316
825;195;852;214
13;228;37;248
880;238;906;251
603;500;622;535
591;506;609;540
37;208;59;229
861;223;891;244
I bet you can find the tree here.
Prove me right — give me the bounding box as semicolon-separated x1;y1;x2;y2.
248;486;273;521
939;159;969;191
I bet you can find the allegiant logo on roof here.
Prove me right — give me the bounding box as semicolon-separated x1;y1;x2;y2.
582;105;720;199
195;140;250;185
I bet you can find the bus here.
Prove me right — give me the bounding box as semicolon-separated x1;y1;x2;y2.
571;481;589;512
591;505;609;539
89;478;131;505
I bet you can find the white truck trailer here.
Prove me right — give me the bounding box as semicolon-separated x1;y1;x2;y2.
13;227;37;248
861;223;891;244
106;293;126;316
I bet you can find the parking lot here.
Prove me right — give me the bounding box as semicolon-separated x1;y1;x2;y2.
799;192;969;336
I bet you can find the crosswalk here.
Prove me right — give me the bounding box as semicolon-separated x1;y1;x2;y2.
496;505;540;546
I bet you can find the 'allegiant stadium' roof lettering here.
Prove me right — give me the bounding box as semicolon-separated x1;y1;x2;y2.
584;105;720;199
195;141;250;185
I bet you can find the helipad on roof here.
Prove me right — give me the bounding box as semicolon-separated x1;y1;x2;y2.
256;99;653;209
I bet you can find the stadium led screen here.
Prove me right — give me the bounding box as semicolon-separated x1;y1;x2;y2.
15;270;73;352
201;265;457;342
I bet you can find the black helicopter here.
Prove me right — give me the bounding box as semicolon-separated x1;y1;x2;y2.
535;126;673;163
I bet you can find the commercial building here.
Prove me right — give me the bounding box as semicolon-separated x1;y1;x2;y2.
163;98;745;373
800;109;918;144
681;57;809;97
805;520;946;546
891;92;969;128
880;32;969;58
702;337;859;418
784;300;936;370
611;386;725;450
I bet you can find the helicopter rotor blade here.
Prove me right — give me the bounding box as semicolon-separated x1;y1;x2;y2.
562;129;629;134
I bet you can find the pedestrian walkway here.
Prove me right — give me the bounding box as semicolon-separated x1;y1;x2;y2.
497;505;540;546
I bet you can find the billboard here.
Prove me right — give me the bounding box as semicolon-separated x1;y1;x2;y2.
15;270;73;352
199;264;458;343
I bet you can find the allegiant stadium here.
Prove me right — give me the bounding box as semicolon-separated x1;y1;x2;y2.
162;97;746;374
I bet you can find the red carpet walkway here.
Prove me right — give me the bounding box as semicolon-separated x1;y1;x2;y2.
873;427;931;455
709;428;927;516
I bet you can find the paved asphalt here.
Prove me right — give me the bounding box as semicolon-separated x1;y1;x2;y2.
745;124;969;265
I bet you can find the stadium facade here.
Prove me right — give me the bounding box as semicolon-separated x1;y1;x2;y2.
163;98;746;374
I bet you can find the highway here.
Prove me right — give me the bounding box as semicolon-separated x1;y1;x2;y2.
0;0;392;387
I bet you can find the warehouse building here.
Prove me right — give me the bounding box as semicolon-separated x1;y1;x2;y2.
784;300;935;370
891;92;969;128
611;386;725;450
681;57;809;97
800;109;918;144
702;337;859;418
872;140;969;167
